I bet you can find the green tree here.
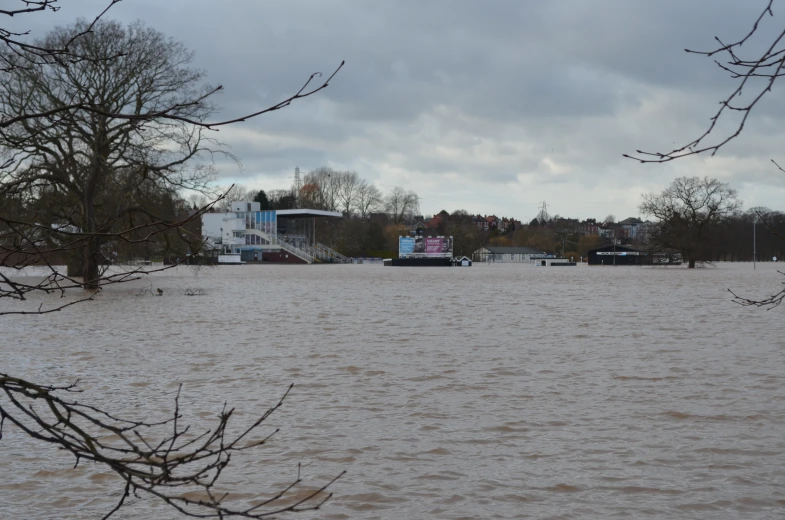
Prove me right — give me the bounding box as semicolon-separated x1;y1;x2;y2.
363;220;386;252
253;189;272;210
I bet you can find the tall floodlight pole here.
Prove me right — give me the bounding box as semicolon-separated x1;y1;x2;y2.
613;229;616;267
754;213;757;270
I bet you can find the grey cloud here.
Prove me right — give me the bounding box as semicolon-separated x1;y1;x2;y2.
9;0;785;219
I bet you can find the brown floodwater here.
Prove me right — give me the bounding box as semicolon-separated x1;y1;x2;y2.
1;263;784;519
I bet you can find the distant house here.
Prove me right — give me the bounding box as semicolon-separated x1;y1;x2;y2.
618;217;648;240
499;217;518;233
473;246;546;263
469;215;521;233
579;219;599;235
553;217;579;228
409;220;427;234
598;223;618;239
426;214;444;231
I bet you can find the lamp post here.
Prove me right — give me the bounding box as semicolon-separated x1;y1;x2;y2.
753;213;757;270
613;229;616;267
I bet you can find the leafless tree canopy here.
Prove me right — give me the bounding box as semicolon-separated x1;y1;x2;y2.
626;0;784;162
275;168;391;218
385;186;420;224
0;19;228;289
299;167;341;211
214;185;256;211
640;176;742;267
336;170;362;215
356;182;384;219
623;1;785;304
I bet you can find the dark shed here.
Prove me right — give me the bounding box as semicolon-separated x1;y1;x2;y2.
588;245;646;266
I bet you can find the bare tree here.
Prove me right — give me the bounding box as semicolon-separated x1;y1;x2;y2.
385;186;420;224
1;2;345;518
300;167;340;211
214;184;255;211
624;1;785;303
0;3;344;300
355;181;384;219
640;176;742;268
0;19;228;289
335;170;361;216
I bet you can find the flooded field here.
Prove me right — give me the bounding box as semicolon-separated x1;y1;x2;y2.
1;263;784;519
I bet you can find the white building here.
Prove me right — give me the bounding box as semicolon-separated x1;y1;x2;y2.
201;202;345;264
618;217;650;241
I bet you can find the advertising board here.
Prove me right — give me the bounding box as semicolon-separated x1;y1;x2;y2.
399;236;415;256
425;237;452;255
399;236;453;258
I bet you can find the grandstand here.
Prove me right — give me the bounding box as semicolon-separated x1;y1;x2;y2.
202;201;346;264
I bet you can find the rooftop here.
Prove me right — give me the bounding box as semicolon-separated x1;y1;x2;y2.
483;246;545;254
267;209;342;219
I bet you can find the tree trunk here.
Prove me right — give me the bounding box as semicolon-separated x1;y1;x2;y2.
688;258;696;268
82;238;101;290
82;189;101;290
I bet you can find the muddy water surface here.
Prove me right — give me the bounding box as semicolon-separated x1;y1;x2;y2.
1;263;784;519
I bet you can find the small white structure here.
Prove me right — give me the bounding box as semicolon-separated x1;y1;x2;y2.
231;201;261;213
473;246;546;263
217;254;243;264
534;258;575;267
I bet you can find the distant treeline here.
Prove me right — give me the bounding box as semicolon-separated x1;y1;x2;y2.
687;211;785;262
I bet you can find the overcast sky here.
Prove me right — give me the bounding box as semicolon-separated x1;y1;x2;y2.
14;0;785;221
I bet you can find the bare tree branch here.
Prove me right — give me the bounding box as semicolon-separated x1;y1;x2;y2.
0;378;344;518
625;0;784;163
0;1;125;72
729;275;785;308
0;61;345;130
